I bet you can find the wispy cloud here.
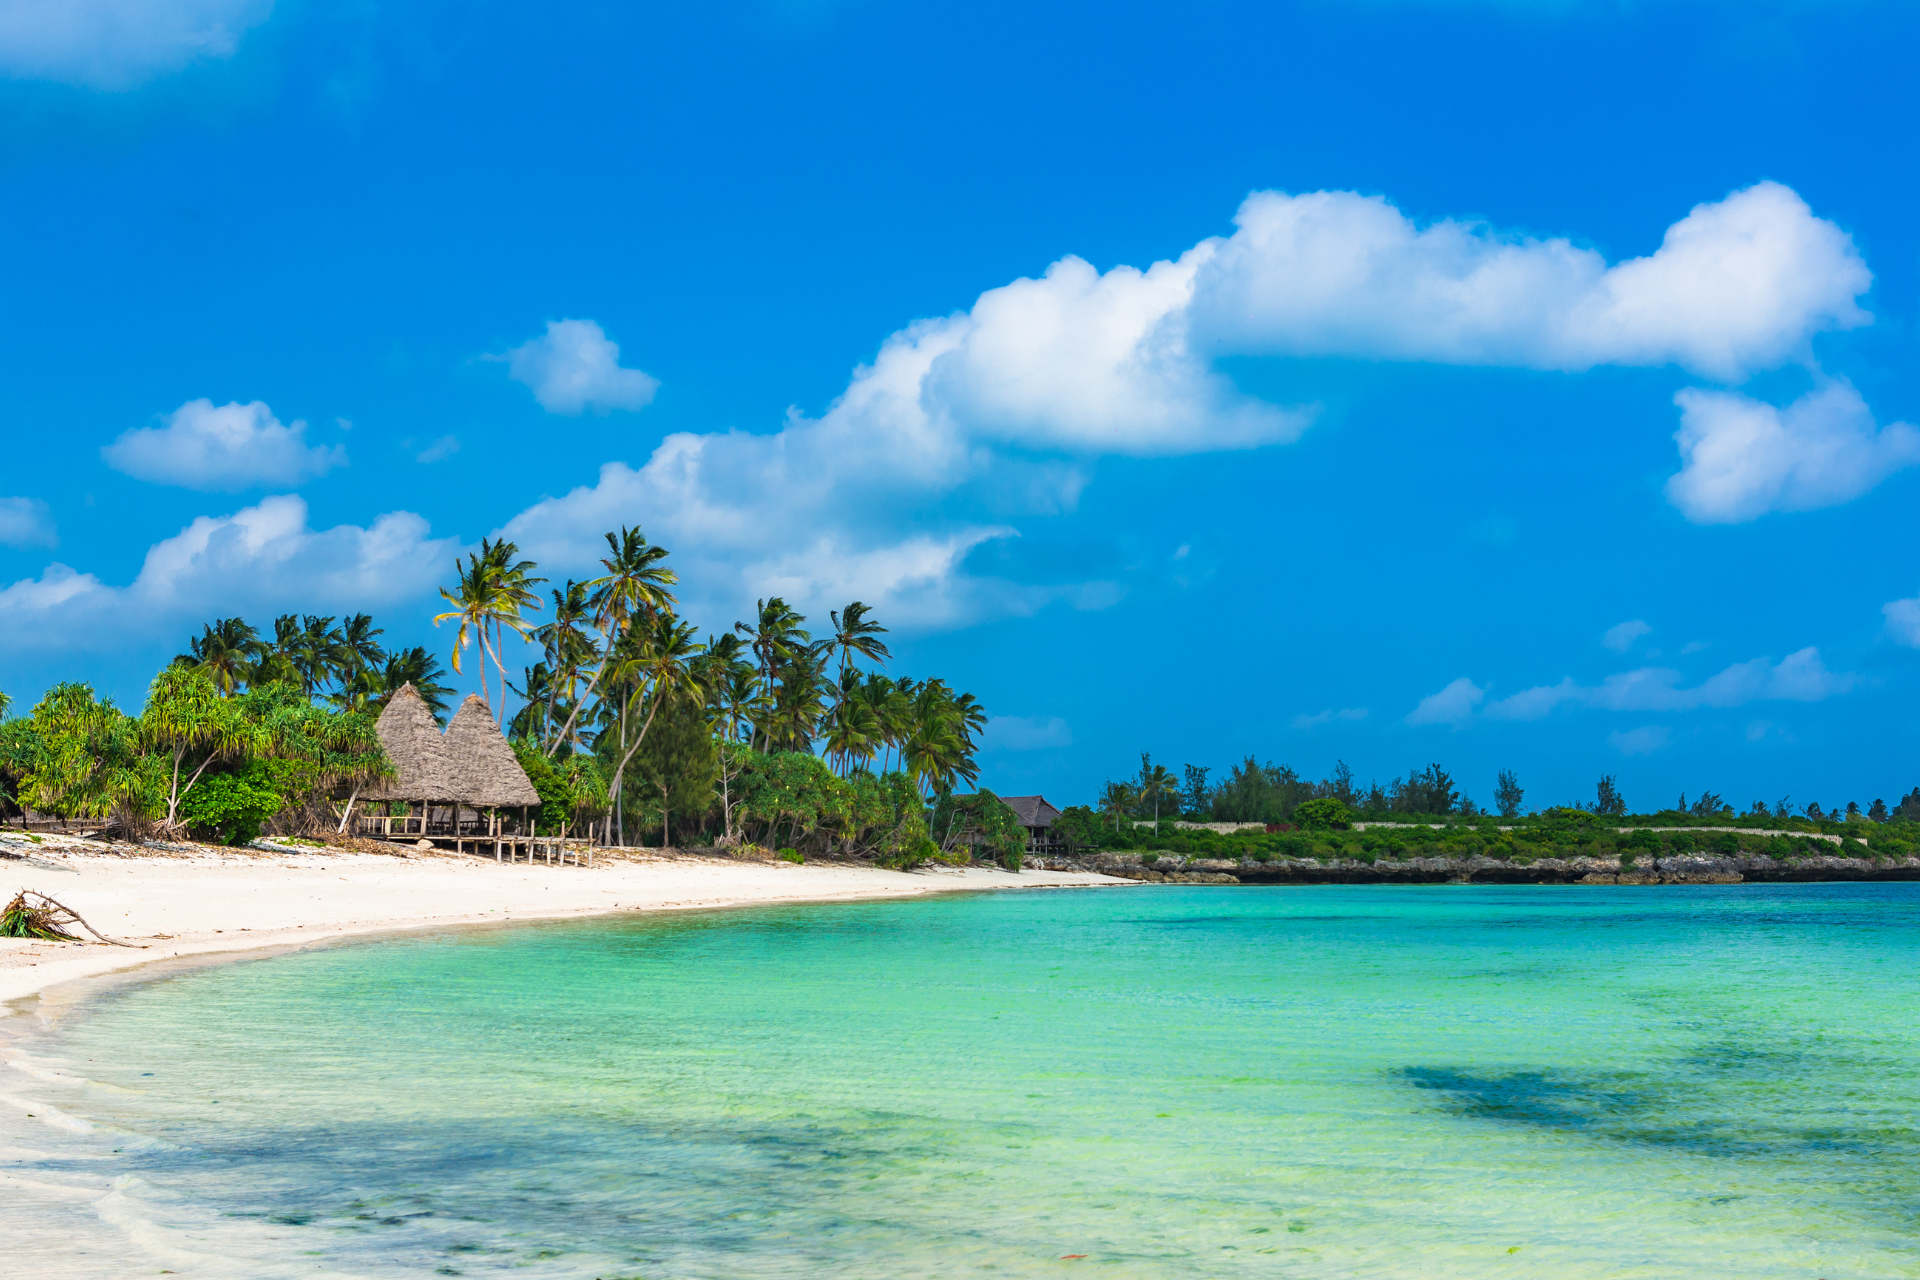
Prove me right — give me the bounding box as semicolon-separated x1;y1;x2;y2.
0;497;56;549
1609;725;1670;756
1885;594;1920;648
416;435;460;464
1601;619;1650;653
1406;678;1485;728
1293;706;1368;729
0;0;273;89
1485;648;1852;720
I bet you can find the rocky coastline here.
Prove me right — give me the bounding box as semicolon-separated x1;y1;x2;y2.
1029;849;1920;886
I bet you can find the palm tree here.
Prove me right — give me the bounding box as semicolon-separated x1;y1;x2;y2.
821;665;883;774
1137;756;1179;833
899;678;979;798
827;601;891;685
696;637;766;842
178;617;263;694
533;580;598;750
546;528;676;755
434;539;545;726
338;614;387;692
604;611;704;844
294;615;347;697
367;646;454;722
509;662;558;741
435;555;492;708
1099;780;1137;833
479;539;545;726
855;673;907;773
735;598;810;751
251;614;304;690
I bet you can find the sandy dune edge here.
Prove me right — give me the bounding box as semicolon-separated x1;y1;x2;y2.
0;847;1129;1012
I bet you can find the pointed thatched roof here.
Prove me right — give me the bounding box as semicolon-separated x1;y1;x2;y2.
443;695;541;808
365;683;455;801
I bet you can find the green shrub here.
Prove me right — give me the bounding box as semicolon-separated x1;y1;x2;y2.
778;848;804;863
181;762;282;845
1292;798;1352;830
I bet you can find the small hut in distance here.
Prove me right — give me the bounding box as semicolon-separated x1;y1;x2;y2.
356;684;547;855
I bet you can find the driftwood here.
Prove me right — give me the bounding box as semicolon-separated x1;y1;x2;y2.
2;890;147;947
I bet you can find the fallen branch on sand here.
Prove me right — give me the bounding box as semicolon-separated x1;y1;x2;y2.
2;890;148;948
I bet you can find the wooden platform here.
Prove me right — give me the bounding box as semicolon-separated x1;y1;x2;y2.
348;815;595;866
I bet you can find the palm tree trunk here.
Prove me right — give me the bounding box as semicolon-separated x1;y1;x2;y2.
546;630;617;757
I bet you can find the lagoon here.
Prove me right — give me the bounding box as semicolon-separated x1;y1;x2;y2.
6;883;1919;1278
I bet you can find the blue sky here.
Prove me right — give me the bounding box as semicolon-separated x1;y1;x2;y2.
2;0;1918;814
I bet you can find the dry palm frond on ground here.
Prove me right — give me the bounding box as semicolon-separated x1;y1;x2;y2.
1;890;145;946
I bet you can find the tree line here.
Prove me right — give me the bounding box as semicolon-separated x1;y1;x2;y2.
0;527;1012;863
1090;752;1920;830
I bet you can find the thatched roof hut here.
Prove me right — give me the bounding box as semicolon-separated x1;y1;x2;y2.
364;683;455;801
443;695;541;808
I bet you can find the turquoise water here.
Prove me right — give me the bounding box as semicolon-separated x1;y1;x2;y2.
6;883;1920;1278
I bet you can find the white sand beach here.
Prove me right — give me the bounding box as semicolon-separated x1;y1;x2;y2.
0;840;1128;1012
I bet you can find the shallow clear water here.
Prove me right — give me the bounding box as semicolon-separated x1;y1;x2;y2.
6;882;1920;1278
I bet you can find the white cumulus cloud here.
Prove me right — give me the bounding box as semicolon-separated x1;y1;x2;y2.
1601;619;1650;652
1188;181;1869;382
1406;678;1485;727
1485;648;1851;720
103;399;348;491
0;0;272;89
0;497;56;548
23;181;1896;660
494;180;1888;632
0;495;456;653
1664;381;1920;524
502;320;660;416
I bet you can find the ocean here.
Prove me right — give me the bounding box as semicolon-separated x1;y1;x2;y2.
4;882;1917;1277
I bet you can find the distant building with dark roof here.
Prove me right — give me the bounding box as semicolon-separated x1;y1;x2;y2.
999;795;1064;855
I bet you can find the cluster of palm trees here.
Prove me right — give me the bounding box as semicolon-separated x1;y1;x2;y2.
177;615;454;718
467;528;989;804
1099;754;1182;832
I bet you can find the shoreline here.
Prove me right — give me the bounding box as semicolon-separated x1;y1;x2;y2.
0;844;1131;1019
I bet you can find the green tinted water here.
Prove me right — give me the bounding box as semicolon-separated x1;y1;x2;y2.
6;883;1920;1278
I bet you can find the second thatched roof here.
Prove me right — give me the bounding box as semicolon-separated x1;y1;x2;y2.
443;695;541;808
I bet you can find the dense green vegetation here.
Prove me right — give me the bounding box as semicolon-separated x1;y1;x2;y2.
1090;751;1920;847
1052;802;1920;864
0;528;1015;867
0;672;390;844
